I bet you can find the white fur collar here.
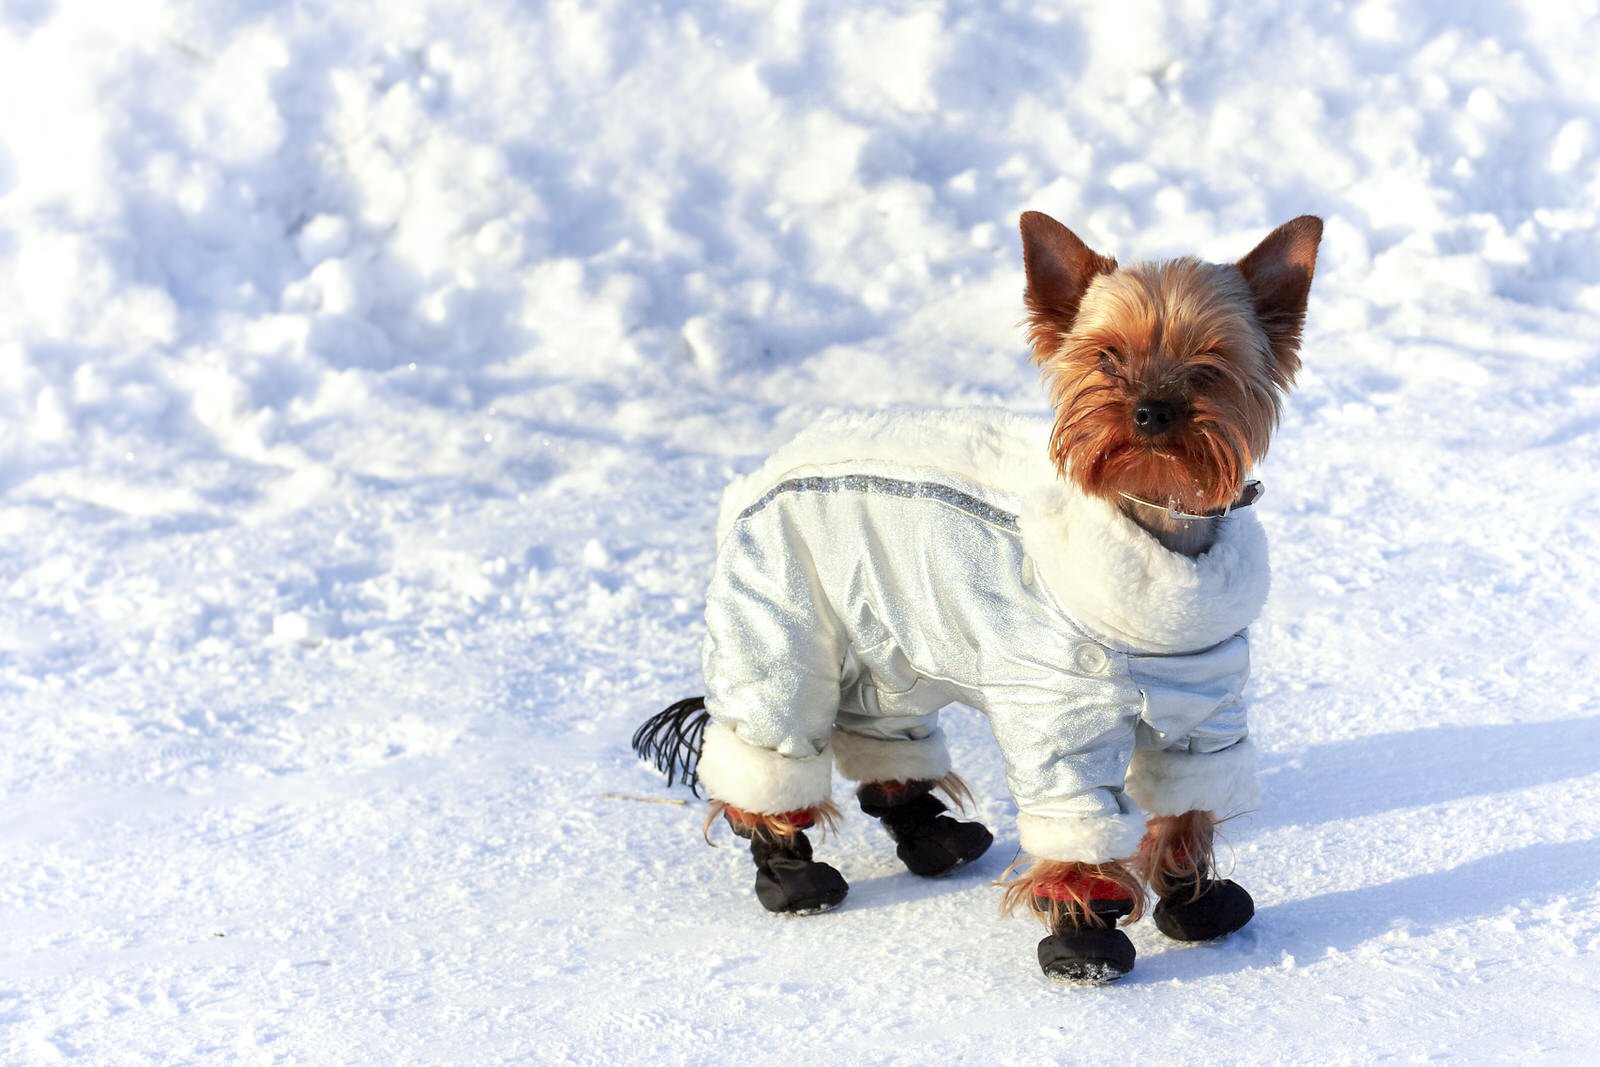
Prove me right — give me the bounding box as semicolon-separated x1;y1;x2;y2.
1018;478;1270;654
722;408;1270;654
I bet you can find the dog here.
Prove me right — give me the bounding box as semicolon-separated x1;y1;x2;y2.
634;211;1320;984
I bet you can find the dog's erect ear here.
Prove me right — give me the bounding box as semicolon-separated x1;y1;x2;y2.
1237;216;1322;381
1020;211;1116;355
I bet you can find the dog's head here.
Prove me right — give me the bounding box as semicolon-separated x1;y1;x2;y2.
1021;212;1321;513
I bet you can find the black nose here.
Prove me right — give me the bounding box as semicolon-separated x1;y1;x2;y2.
1132;399;1178;436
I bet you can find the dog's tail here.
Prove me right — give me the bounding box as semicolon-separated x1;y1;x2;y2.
631;697;711;797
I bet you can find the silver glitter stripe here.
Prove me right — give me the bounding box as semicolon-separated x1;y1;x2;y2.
735;474;1019;530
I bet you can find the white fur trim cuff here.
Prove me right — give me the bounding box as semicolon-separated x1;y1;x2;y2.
831;728;952;783
696;723;833;814
1016;810;1148;864
1123;739;1260;818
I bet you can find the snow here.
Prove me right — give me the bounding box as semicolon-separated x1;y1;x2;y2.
3;0;1599;1061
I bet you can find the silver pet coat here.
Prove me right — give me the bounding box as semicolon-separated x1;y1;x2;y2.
694;410;1268;862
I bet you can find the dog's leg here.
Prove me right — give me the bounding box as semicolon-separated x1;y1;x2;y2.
716;802;849;915
1001;857;1144;984
1137;810;1254;941
856;775;993;877
832;719;994;877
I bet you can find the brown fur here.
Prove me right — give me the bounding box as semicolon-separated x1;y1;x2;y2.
1022;215;1321;515
932;771;976;813
703;774;966;846
1236;216;1323;376
1136;810;1219;902
704;798;843;844
997;857;1146;929
1020;210;1118;357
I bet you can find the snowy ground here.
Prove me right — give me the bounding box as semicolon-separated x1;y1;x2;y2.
4;0;1600;1062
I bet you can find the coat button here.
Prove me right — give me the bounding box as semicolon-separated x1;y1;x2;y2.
1074;644;1108;674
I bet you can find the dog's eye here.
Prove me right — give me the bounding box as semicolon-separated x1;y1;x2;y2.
1097;349;1121;375
1190;359;1225;388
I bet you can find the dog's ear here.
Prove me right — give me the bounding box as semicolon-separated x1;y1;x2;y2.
1237;216;1322;381
1020;212;1116;355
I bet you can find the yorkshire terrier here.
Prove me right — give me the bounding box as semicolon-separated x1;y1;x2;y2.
635;211;1321;984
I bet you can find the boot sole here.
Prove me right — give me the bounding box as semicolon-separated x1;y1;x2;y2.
1042;960;1130;986
764;886;848;916
782;897;845;916
1038;927;1136;986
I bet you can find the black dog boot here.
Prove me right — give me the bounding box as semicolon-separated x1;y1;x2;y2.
726;813;849;915
857;780;993;877
1034;889;1137;986
1153;876;1254;942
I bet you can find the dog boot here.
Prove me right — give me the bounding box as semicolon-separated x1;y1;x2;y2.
1152;876;1254;941
857;780;994;877
1033;877;1138;985
726;813;849;915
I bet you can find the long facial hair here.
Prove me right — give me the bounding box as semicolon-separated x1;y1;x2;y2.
1019;211;1321;515
1038;261;1285;513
